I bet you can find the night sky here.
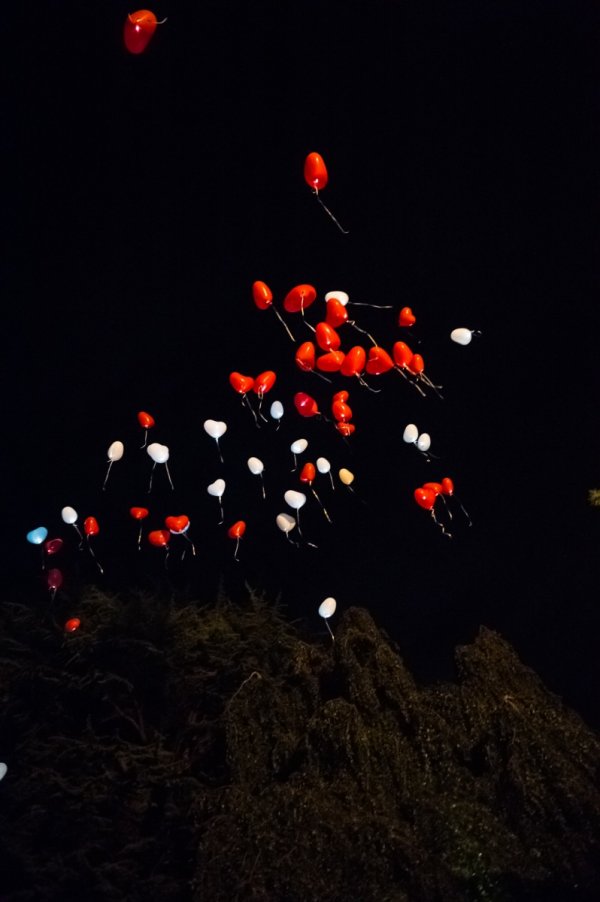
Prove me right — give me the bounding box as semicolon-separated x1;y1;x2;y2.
6;1;599;726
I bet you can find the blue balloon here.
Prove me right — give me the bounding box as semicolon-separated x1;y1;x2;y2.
26;526;48;546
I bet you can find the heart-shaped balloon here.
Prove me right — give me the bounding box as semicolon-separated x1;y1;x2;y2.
366;346;394;375
414;487;436;511
398;306;416;327
295;342;316;372
229;372;254;394
207;479;226;498
316;350;345;372
204;420;227;440
26;526;48;545
333;390;349;403
165;515;190;534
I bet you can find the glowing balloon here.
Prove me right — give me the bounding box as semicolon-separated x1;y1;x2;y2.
64;618;81;633
130;507;149;520
403;424;418;444
398;307;416;327
204;420;227;463
414;487;436;511
137;411;155;429
47;568;63;591
123;10;160;54
61;506;78;525
304;152;328;191
229;372;254;394
325;297;349;327
148;530;170;548
441;477;454;496
299;462;316;483
340;346;366;378
253;371;276;396
84;517;99;537
450;327;474;346
366;347;394;376
44;538;63;556
318;597;337;618
27;527;48;546
228;520;246;539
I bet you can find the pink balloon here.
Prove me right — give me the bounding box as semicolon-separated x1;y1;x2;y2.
46;568;63;591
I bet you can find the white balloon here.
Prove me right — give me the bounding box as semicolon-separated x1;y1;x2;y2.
403;424;418;444
318;597;337;619
450;327;473;346
316;457;331;474
276;512;296;534
107;440;124;461
204;419;227;440
147;442;169;464
0;762;6;782
61;506;78;525
270;400;284;420
324;290;349;306
339;468;355;486
247;457;264;476
207;479;226;498
290;438;308;455
284;489;306;510
417;433;431;452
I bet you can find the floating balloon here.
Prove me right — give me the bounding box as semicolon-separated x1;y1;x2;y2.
366;346;394;376
64;618;81;633
165;515;190;534
44;537;63;556
103;440;125;490
276;512;297;543
147;443;174;491
315;322;341;352
450;327;476;346
252;280;295;341
253;371;276;397
398;307;416;327
149;529;170;547
408;354;443;399
204;420;227;463
416;433;431;453
339;468;355;488
227;520;246;561
295;341;316;373
303;152;349;234
318;596;336;640
130;506;149;550
403;423;418;444
26;526;48;546
290;437;308;470
247;457;266;498
284;489;306;511
229;372;254;395
325;296;349;328
300;463;331;523
207;479;226;524
294;392;320;418
137;411;155;448
283;284;317;315
441;476;471;525
46;568;63;599
414;487;452;537
340;346;366;378
317;350;345;373
332;399;353;422
61;506;83;546
123;10;163;55
324;290;349;306
316;456;335;490
270;400;284;427
83;517;103;573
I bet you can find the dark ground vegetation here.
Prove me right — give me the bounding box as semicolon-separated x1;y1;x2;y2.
1;586;599;901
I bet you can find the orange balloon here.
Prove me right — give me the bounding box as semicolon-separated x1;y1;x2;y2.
398;307;416;327
295;341;316;372
229;372;255;394
316;350;345;372
336;422;355;437
137;410;155;429
283;284;317;314
148;529;170;548
340;346;366;377
84;517;99;537
332;400;353;422
64;618;81;633
366;346;394;375
253;370;276;395
392;341;413;369
294;392;319;418
165;515;189;534
252;280;273;310
315;322;341;352
423;482;443;496
124;10;158;55
414;487;437;511
227;520;246;539
408;353;425;375
299;462;316;484
441;477;454;496
304;152;328;191
130;506;149;520
325;297;348;328
333;390;349;403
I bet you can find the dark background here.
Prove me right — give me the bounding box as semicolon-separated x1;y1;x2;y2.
5;2;599;725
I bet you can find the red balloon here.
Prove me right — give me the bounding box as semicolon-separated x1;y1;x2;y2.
441;477;454;496
294;392;319;418
333;390;349;403
332;400;353;422
392;341;414;369
84;517;99;537
325;297;348;328
228;520;246;539
304;152;328;191
137;410;155;429
414;487;437;511
148;530;170;548
123;10;158;54
398;306;416;327
64;618;81;633
252;280;273;310
283;284;317;314
299;462;316;484
336;422;355;437
253;371;276;395
316;350;345;372
130;506;149;520
408;353;425;375
47;568;63;591
366;346;394;375
340;346;366;377
165;515;189;534
44;538;64;556
423;482;443;496
229;372;255;395
295;341;316;372
315;322;341;352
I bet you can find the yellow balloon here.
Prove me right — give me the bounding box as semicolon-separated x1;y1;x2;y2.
338;468;355;486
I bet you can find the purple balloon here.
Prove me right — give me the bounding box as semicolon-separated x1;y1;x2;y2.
44;538;64;556
46;568;63;591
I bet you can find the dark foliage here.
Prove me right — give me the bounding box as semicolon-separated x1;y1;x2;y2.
0;587;598;901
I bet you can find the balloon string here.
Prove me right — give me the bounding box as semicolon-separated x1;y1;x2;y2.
140;429;148;449
357;374;381;393
242;394;260;428
218;499;224;525
148;462;156;493
87;540;104;575
256;394;269;423
325;620;335;642
349;302;393;309
272;307;295;342
311;369;332;384
137;524;143;550
216;440;224;464
183;533;196;556
395;367;426;396
72;524;84;550
260;474;266;500
314;192;349;235
458;499;472;527
431;509;452;538
420;373;444;400
328;472;335;491
102;460;114;491
311;487;332;523
165;463;175;491
233;536;240;562
349;321;378;345
292;454;297;471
